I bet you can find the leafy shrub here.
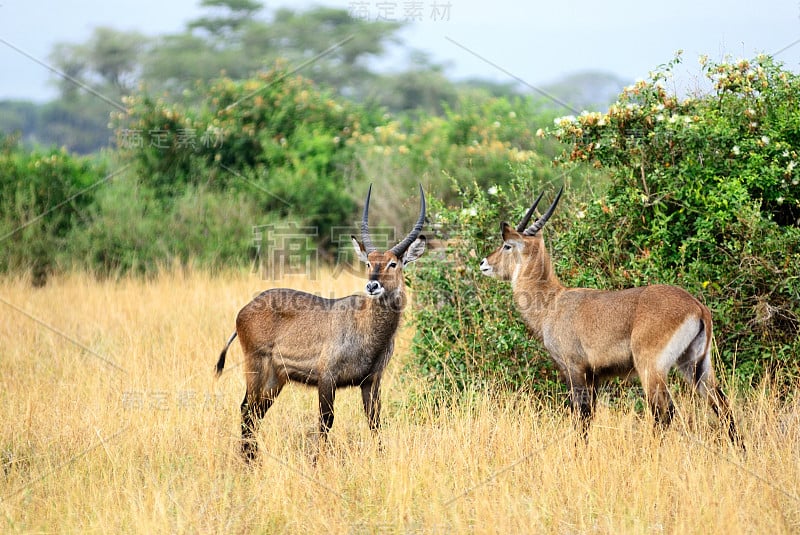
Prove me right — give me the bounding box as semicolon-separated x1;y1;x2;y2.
113;65;384;241
410;53;799;395
66;178;267;276
549;53;799;386
0;135;107;284
409;173;569;394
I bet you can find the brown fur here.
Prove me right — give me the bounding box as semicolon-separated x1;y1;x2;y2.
216;186;426;460
480;195;742;447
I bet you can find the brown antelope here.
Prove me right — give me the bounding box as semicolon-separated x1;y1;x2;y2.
479;187;742;446
216;185;426;460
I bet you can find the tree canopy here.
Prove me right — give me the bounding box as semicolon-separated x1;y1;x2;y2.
0;0;620;153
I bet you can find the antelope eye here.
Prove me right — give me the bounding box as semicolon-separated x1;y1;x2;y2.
502;243;512;251
387;261;398;269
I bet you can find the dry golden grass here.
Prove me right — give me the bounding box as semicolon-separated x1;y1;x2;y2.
0;269;798;534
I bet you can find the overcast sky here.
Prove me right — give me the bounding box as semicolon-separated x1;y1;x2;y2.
1;0;799;102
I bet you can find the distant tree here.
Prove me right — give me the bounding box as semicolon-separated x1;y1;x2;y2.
50;27;148;98
142;33;248;95
541;71;630;111
455;78;523;100
41;28;148;152
38;98;113;153
48;42;88;101
266;7;403;97
0;101;39;142
188;0;263;40
85;27;147;93
367;53;458;114
143;3;406;100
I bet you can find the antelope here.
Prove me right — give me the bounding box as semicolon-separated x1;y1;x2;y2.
479;187;742;446
216;185;426;460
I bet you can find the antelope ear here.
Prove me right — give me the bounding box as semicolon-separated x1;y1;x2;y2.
351;236;370;264
401;236;426;265
500;223;524;249
500;222;521;241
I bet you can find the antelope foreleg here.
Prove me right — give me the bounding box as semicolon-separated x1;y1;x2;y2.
567;377;596;442
318;380;336;438
361;376;382;433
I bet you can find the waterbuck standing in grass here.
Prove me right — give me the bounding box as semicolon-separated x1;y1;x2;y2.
216;185;426;460
479;187;742;447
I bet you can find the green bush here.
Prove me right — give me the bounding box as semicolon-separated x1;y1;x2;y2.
409;54;799;395
549;53;799;386
0;135;107;284
113;66;384;241
66;178;267;276
409;172;570;395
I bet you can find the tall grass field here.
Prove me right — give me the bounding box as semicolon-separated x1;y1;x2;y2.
1;269;798;533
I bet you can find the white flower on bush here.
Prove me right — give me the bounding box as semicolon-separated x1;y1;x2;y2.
554;115;576;127
487;186;498;196
732;145;741;156
761;135;770;145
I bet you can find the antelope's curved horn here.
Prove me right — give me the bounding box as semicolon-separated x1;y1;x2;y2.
523;186;564;236
516;190;545;232
361;184;378;254
390;184;426;257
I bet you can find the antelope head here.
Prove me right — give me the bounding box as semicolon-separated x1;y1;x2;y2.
480;186;563;284
351;184;427;298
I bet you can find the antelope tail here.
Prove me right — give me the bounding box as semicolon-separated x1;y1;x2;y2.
215;332;238;377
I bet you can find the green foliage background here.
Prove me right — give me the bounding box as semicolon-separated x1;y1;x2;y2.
0;62;561;279
410;54;799;393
